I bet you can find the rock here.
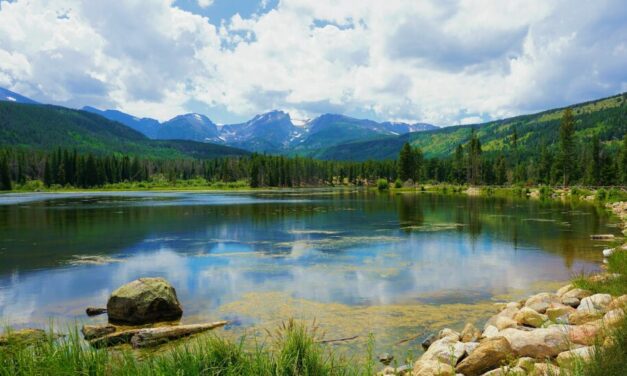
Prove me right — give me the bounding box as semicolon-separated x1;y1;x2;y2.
437;328;461;342
528;363;562;376
561;288;591;301
515;357;535;371
460;323;481;342
421;333;437;350
412;360;455;376
380;365;411;376
85;307;107;316
524;293;560;314
561;297;580;308
482;325;499;339
546;305;575;322
420;336;465;364
568;321;602;345
607;295;627;310
494;316;517;330
602;248;615;257
130;321;228;348
556;284;573;297
514;307;548;328
568;311;602;325
556;346;595;369
498;327;570;358
455;337;513;376
81;324;116;340
106;277;183;325
577;293;612;314
603;308;625;327
379;353;395;365
485;307;519;329
0;328;47;346
464;342;480;355
480;366;525;376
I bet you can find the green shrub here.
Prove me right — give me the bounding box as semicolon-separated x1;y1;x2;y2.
376;179;389;190
394;179;402;188
595;188;608;201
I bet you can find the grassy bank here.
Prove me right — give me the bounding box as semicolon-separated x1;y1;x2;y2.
1;321;373;376
570;248;627;376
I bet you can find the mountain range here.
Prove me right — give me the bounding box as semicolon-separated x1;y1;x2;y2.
81;104;438;154
0;86;625;161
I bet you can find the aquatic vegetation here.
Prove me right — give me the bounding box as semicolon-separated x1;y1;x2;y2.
67;255;124;266
274;236;404;251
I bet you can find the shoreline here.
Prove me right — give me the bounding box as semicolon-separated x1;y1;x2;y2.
384;201;626;376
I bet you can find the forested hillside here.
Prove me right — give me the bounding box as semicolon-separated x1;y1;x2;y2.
0;102;249;159
319;93;627;160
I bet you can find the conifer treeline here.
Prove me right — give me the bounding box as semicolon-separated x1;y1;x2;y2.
0;110;625;191
0;148;397;190
397;109;627;187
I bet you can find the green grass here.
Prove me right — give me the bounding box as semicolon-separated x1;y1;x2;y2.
0;321;373;376
572;249;627;296
570;248;627;376
11;178;252;192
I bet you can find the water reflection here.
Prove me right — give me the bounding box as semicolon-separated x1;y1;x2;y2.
0;190;619;332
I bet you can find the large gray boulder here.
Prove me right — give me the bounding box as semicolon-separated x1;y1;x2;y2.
107;277;183;324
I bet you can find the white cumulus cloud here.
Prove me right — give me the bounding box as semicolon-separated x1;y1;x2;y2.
0;0;625;124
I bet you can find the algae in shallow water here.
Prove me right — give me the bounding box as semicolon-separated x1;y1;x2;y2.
215;291;496;356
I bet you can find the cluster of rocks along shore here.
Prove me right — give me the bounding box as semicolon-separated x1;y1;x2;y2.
379;201;627;376
378;285;625;376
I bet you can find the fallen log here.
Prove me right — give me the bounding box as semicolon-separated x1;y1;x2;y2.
81;324;116;340
590;234;615;240
130;321;228;348
89;329;142;348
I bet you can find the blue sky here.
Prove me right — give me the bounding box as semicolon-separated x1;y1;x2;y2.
0;0;626;125
174;0;278;24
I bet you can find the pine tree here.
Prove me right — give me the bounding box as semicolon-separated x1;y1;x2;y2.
559;108;575;186
467;129;482;185
398;142;415;182
0;157;11;191
621;134;627;184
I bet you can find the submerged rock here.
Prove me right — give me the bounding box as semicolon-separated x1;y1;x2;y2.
378;353;394;365
107;277;183;325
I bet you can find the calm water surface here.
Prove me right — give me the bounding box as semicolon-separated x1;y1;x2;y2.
0;190;620;355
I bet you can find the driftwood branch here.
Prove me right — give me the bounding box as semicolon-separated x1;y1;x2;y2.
131;321;228;348
317;335;359;344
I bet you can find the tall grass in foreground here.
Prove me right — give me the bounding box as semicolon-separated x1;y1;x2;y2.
570;248;627;376
0;321;371;376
